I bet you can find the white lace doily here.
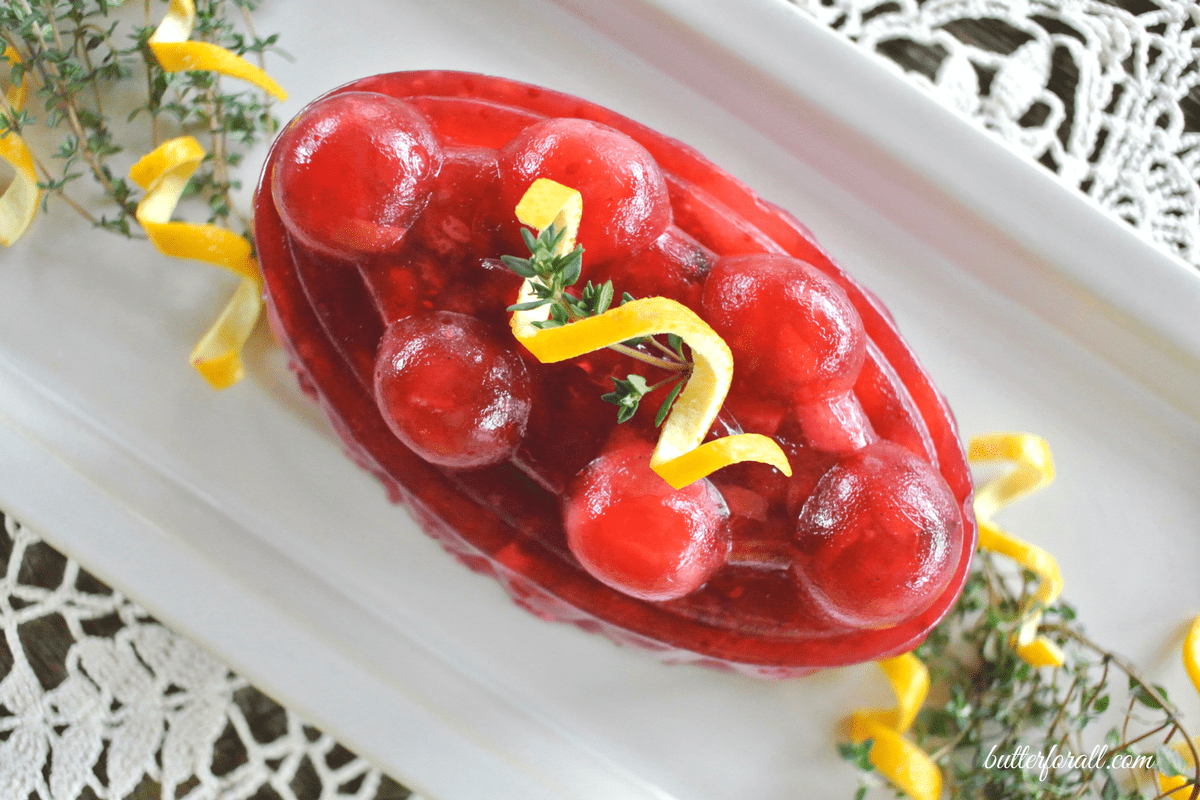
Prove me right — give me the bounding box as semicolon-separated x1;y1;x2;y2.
5;1;1198;798
0;514;417;800
787;0;1200;268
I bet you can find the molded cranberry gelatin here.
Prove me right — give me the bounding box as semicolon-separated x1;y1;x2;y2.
254;71;977;678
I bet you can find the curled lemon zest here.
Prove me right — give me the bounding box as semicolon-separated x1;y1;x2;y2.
970;432;1055;519
508;179;790;489
969;432;1064;667
1156;616;1200;798
130;136;262;389
149;0;287;101
515;177;581;239
847;653;942;800
1185;615;1200;698
1;45;40;247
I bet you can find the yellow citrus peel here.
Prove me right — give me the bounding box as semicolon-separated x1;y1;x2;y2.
508;179;791;489
1156;616;1200;799
129;136;262;388
969;432;1064;668
1;45;40;247
847;653;942;800
1186;615;1200;699
149;0;287;101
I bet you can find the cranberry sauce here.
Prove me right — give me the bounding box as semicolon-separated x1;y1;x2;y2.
255;71;976;677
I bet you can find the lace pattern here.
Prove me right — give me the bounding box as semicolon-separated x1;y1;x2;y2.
785;0;1200;268
0;514;415;800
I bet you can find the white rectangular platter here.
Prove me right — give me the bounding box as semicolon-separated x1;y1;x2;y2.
3;0;1200;798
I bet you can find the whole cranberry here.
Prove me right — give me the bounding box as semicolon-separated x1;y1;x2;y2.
792;442;962;628
499;117;671;265
564;437;730;602
701;253;866;403
374;311;531;468
272;92;443;259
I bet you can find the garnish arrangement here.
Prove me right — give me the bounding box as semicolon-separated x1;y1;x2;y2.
844;435;1200;800
505;178;791;490
255;72;1200;798
1;0;284;386
4;17;1199;798
501;222;691;427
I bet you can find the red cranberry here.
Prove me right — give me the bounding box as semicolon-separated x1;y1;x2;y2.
564;437;730;601
374;311;531;468
792;441;962;628
272;92;443;259
701;253;866;403
590;226;711;309
499;117;671;264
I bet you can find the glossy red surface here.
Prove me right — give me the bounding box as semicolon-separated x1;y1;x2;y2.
374;311;532;469
254;71;977;677
271;92;442;259
564;435;731;602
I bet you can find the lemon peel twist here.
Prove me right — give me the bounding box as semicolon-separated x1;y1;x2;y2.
846;653;942;800
969;432;1064;668
129;136;262;389
1;46;40;247
508;179;791;489
149;0;287;101
139;1;286;387
1156;616;1200;799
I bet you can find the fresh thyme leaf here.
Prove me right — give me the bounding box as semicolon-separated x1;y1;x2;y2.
560;248;583;285
595;279;614;314
507;298;552;312
520;226;538;252
545;223;567;253
601;374;651;423
500;254;537;277
655;380;684;427
837;740;874;773
667;333;684;359
1130;678;1169;710
1156;745;1189;778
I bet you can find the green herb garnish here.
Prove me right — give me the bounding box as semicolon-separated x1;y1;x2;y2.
841;551;1200;799
1;0;282;241
503;223;691;424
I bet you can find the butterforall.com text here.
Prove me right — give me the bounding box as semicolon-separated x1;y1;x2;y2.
984;744;1155;781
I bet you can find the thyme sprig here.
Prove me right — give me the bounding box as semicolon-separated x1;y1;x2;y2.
1;0;281;242
842;551;1199;799
503;224;691;425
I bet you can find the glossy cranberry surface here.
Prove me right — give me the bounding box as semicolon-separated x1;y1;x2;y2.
255;71;976;676
793;441;962;628
702;253;866;403
272;92;442;259
374;311;531;469
565;436;730;602
499;117;671;264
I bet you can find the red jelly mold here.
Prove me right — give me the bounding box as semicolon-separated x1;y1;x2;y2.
254;71;977;678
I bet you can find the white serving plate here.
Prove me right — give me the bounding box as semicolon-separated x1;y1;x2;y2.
3;0;1200;798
